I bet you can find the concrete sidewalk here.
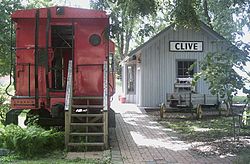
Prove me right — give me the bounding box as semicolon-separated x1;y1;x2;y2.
110;101;236;164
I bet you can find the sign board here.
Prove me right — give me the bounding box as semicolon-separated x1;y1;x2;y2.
169;41;203;52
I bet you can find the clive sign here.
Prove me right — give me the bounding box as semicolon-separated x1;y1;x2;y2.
169;41;203;52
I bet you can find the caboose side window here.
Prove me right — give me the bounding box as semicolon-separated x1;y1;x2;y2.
51;25;73;90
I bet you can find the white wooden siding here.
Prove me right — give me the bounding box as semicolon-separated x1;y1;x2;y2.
139;27;222;107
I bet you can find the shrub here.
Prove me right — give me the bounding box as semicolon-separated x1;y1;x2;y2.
0;84;11;124
0;125;4;148
1;124;64;157
0;104;11;124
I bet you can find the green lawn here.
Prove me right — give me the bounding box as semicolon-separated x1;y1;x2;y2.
233;96;248;104
158;116;250;142
0;151;103;164
153;114;250;162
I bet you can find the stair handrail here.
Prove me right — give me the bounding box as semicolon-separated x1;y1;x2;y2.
64;60;72;148
103;60;109;149
65;60;73;111
103;60;108;112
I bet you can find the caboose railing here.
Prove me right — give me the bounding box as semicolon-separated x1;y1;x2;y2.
103;61;109;149
64;60;73;148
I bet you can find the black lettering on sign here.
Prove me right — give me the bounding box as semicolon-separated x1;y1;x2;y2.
193;43;198;50
175;43;180;50
188;43;192;49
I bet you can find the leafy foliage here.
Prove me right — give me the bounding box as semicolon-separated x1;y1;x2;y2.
0;0;22;76
91;0;250;62
0;104;10;125
0;124;64;157
193;41;250;108
194;0;250;41
24;0;53;8
90;0;158;63
91;0;158;17
0;85;11;124
0;0;54;76
171;0;200;29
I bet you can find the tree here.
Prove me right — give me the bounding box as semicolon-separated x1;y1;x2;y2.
197;0;250;41
193;41;250;111
164;0;250;41
91;0;250;60
24;0;53;8
90;0;158;62
0;0;23;76
0;0;54;76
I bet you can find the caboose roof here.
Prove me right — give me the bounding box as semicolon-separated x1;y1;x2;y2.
11;6;108;20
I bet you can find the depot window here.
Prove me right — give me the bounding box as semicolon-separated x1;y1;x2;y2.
127;65;136;93
177;60;196;78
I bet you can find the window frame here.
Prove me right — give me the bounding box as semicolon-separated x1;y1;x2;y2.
126;64;136;94
176;59;196;78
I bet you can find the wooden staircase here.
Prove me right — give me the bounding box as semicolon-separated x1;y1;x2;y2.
64;61;109;151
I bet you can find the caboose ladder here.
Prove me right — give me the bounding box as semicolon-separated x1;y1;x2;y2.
65;61;109;151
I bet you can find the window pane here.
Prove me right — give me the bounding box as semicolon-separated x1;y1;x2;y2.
177;60;195;78
178;69;183;76
127;65;135;92
184;62;189;68
178;61;183;68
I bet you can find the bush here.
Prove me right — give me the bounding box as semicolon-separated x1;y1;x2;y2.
0;84;11;124
0;125;4;148
0;104;10;124
1;124;64;157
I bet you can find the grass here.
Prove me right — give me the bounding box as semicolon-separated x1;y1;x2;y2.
158;116;250;141
153;113;250;162
234;148;250;164
233;96;248;104
0;151;103;164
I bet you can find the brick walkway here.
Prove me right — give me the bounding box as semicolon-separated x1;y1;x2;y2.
110;102;236;164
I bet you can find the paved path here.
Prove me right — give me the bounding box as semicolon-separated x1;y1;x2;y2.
110;101;236;164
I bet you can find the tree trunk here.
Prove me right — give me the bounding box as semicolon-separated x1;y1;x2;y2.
124;18;135;56
203;0;213;29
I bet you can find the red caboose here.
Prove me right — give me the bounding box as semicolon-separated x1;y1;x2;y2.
6;6;115;149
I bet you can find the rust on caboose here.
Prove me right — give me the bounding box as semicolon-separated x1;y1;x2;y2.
7;6;115;128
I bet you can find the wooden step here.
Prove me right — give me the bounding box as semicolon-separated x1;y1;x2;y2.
71;114;103;117
68;142;104;147
70;132;104;136
72;105;103;108
72;96;103;100
70;123;104;126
